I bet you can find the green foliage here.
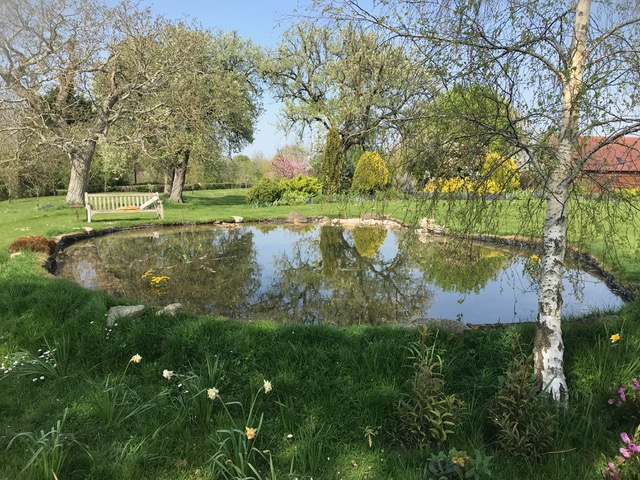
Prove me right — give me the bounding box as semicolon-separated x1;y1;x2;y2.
351;151;390;194
7;408;72;480
424;448;493;480
352;227;387;258
246;177;282;205
399;333;463;448
278;175;323;205
491;339;557;459
321;127;344;195
280;175;322;198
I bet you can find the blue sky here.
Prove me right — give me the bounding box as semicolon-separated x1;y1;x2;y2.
140;0;310;158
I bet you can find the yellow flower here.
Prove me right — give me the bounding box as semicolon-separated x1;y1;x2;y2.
611;333;621;343
245;427;257;440
530;254;539;262
207;387;219;400
130;354;142;363
141;269;153;279
263;379;272;394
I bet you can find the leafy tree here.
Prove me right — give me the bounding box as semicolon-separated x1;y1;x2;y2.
264;21;431;168
351;151;390;194
402;84;517;184
321;126;344;195
0;0;181;205
318;0;640;400
122;27;263;202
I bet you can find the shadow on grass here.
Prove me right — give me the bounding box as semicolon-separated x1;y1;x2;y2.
184;194;246;207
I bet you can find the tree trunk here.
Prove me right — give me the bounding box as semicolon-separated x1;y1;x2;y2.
534;0;591;402
164;169;174;196
65;141;97;205
169;151;189;203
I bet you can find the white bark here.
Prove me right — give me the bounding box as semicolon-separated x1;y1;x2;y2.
534;0;592;402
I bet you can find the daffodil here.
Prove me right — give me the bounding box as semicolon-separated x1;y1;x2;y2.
245;427;257;439
263;379;272;393
130;354;142;363
162;369;174;379
611;333;621;343
207;387;219;400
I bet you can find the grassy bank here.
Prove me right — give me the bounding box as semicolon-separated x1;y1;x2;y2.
1;190;640;479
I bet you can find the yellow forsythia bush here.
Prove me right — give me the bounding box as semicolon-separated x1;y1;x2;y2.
424;152;520;195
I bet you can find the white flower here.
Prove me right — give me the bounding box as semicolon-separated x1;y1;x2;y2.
263;379;272;394
207;387;219;400
162;369;174;380
130;354;142;364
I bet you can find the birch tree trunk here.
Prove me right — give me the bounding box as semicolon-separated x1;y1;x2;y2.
534;0;591;401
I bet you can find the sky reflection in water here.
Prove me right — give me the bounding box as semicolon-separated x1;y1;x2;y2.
55;224;624;325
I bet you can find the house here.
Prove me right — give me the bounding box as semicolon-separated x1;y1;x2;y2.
580;135;640;190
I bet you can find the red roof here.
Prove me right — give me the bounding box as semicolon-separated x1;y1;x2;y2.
580;136;640;173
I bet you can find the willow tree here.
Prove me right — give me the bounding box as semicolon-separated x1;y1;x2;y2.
264;21;432;166
318;0;640;400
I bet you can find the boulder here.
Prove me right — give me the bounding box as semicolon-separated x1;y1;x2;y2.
105;305;145;327
156;303;184;316
286;211;307;224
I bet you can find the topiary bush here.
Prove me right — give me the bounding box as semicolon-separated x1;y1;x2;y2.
351;151;390;194
246;177;282;205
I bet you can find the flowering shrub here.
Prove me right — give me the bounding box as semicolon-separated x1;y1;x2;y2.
608;376;640;423
270;153;309;180
423;152;520;196
603;426;640;479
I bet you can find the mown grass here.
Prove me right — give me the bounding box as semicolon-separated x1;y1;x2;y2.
1;190;640;479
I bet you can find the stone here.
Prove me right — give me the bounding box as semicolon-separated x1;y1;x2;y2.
232;216;244;223
83;227;94;234
362;213;383;220
286;211;307;224
156;303;184;316
105;305;145;327
10;252;22;258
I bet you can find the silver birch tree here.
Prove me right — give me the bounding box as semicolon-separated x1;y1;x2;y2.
316;0;640;400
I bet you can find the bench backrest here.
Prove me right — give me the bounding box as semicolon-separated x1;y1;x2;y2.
85;192;158;211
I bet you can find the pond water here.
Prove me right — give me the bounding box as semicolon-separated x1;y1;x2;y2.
54;224;624;325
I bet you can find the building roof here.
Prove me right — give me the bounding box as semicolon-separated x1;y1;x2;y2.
580;136;640;173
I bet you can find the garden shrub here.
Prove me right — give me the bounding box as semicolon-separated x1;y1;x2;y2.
423;152;520;195
351;151;390;193
398;333;463;447
246;177;282;205
280;175;322;198
424;448;493;480
8;236;56;255
491;342;557;459
478;152;520;193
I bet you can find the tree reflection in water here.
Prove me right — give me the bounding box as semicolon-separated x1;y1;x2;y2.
55;224;623;325
255;226;433;325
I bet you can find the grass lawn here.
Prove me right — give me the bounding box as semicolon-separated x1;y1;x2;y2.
1;189;640;479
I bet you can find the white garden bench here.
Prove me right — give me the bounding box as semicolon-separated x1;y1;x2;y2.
84;192;164;223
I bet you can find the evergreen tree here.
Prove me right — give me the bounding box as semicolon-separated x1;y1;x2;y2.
321;127;344;195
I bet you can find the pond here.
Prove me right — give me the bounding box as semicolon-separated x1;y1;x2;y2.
54;224;624;325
